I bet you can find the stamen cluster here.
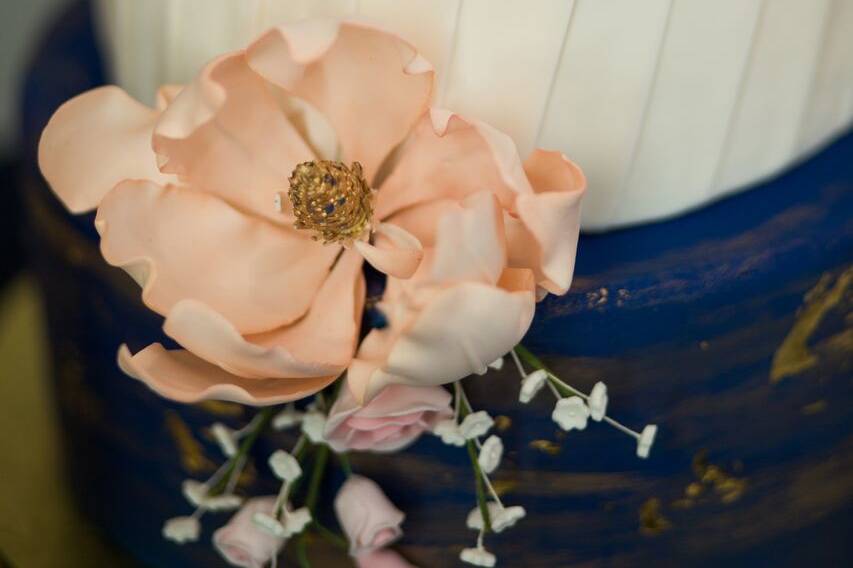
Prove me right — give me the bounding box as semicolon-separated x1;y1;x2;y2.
288;160;373;244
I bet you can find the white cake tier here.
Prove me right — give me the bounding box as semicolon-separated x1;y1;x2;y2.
94;0;853;231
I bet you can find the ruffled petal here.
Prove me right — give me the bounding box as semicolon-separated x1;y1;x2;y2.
375;109;532;222
38;86;172;213
246;20;434;183
95;180;339;334
380;199;457;249
162;248;363;380
353;223;423;279
429;192;506;286
354;384;451;420
507;150;586;295
346;413;423;430
156;84;183;110
153;53;314;224
118;344;334;405
348;269;536;402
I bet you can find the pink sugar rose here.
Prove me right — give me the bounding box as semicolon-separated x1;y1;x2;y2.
335;475;405;557
324;383;452;452
213;497;284;568
39;19;584;405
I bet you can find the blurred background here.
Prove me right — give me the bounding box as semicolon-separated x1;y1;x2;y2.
0;0;131;565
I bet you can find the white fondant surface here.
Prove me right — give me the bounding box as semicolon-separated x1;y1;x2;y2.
94;0;853;230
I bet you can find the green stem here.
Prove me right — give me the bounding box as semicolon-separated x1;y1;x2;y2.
305;444;330;512
457;383;472;416
513;344;545;370
295;535;311;568
274;435;309;518
293;444;331;568
514;345;575;398
312;520;349;550
210;407;274;496
283;438;312;503
457;382;492;533
467;439;492;533
336;452;353;477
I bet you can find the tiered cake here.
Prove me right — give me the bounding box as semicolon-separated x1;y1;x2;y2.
93;0;853;230
20;2;853;566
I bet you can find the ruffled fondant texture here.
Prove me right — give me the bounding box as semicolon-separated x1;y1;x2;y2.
38;19;585;405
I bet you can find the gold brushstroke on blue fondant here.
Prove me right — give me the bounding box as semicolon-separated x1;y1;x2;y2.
771;266;853;382
197;400;245;417
164;411;216;475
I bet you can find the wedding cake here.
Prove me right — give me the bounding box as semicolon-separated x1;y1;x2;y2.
93;0;853;230
19;1;853;567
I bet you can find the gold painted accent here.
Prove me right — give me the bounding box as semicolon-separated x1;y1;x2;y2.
802;400;828;415
586;287;609;308
165;411;216;474
639;498;671;536
669;451;749;512
529;439;561;455
233;462;257;491
494;415;512;432
288;160;373;244
771;267;853;382
691;450;747;505
197;400;245;417
491;479;518;497
716;477;747;504
671;498;693;510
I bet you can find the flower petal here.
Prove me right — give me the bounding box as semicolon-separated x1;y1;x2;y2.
156;84;183;110
429;192;506;286
95;180;339;334
153;53;315;225
353;222;423;279
375;109;532;222
348;269;536;402
38;86;172;213
381;199;458;248
334;475;405;556
118;344;335;405
246;20;434;183
507;150;586;295
354;384;452;420
162;248;364;379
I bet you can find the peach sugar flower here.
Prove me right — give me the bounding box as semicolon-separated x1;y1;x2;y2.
38;20;585;405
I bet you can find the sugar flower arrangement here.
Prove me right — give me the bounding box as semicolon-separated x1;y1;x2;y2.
38;19;656;567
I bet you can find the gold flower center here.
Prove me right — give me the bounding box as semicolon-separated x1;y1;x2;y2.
288;160;373;244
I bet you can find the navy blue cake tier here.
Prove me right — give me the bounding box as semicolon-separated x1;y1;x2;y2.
20;3;853;567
